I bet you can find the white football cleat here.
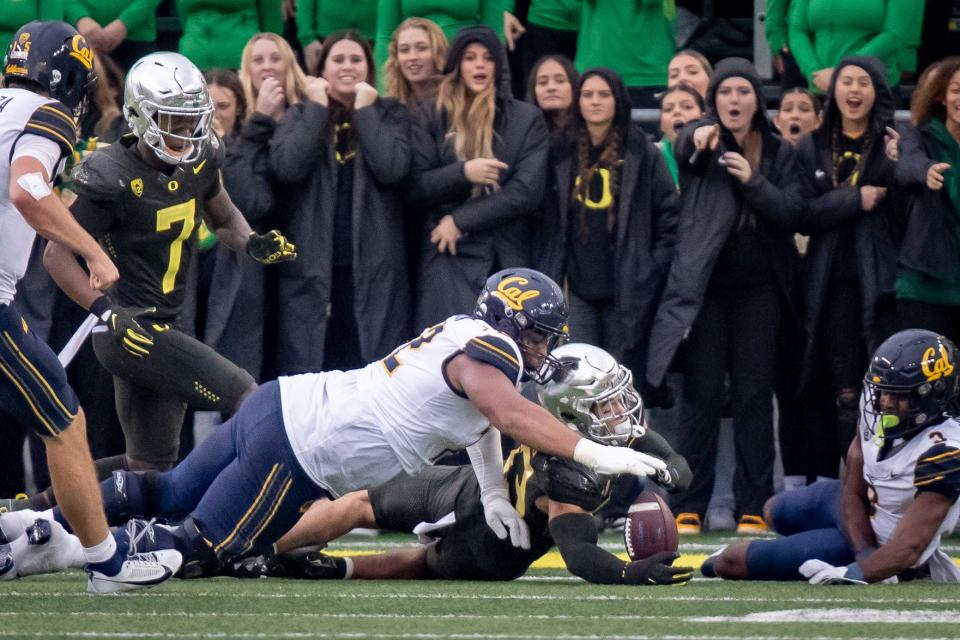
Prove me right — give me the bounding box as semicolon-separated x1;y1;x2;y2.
86;549;183;593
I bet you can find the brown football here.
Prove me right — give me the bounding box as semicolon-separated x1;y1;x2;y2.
623;491;679;561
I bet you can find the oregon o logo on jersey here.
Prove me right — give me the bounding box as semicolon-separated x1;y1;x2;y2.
494;277;539;311
167;180;179;192
130;178;143;198
574;168;613;209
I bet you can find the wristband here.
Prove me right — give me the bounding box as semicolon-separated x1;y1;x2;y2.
89;296;112;321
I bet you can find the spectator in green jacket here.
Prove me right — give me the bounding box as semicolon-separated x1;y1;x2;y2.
65;0;158;70
787;0;913;93
521;0;581;94
0;0;62;52
296;0;377;75
177;0;283;70
374;0;511;85
575;0;675;108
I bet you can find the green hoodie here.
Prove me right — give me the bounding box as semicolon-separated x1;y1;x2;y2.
575;0;675;88
527;0;581;32
374;0;510;81
896;119;960;305
64;0;158;42
787;0;913;88
297;0;377;46
1;0;62;50
176;0;283;70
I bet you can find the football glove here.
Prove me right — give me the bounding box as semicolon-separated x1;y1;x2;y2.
90;297;155;358
799;559;883;585
573;438;666;477
247;230;297;264
481;493;531;550
621;551;693;586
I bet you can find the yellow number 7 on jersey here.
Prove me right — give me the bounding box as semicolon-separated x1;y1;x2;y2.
156;199;196;294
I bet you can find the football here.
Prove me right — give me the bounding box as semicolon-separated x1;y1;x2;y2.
623;491;679;561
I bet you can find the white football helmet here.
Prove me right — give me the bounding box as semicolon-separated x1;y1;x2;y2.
123;52;213;164
538;343;645;445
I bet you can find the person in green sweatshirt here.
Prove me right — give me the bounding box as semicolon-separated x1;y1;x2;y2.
787;0;913;93
0;0;62;52
64;0;158;70
574;0;675;108
374;0;510;83
177;0;283;70
521;0;580;91
297;0;377;75
894;55;960;341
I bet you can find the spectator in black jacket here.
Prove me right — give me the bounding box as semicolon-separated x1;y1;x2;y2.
526;54;579;139
535;68;678;384
270;30;413;373
410;25;548;329
383;17;448;113
894;56;960;342
646;58;805;535
794;56;901;478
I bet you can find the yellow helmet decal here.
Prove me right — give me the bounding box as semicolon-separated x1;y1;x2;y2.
921;344;954;382
493;276;540;311
69;35;93;70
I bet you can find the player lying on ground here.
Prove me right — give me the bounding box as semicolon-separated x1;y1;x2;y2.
702;329;960;584
0;21;180;592
229;343;694;585
0;269;669;580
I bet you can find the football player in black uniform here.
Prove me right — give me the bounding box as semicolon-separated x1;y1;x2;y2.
232;343;694;585
40;52;295;483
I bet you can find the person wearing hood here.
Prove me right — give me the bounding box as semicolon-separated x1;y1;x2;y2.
894;56;960;342
534;67;678;381
646;58;806;536
409;25;549;329
269;30;414;374
794;56;902;480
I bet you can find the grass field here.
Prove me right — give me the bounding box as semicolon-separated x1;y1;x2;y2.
5;531;960;639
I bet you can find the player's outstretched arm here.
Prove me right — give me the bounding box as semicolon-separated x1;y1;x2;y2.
203;188;253;252
448;355;666;477
11;157;117;290
547;500;692;585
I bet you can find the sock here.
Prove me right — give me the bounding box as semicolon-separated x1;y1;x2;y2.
342;556;354;580
83;534;117;565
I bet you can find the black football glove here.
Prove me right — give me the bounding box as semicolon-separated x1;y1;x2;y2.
90;297;155;358
621;551;693;586
247;230;297;264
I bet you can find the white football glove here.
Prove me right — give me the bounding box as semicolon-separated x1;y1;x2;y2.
480;493;530;550
800;559;898;585
573;438;667;477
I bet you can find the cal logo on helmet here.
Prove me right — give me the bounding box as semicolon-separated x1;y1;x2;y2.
69;35;93;70
493;276;540;311
922;344;954;382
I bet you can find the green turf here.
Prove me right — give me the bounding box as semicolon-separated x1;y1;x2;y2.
4;532;960;639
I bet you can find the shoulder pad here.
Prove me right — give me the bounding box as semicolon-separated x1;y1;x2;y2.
544;456;606;512
71;148;128;201
25;101;77;157
914;443;960;499
463;332;522;386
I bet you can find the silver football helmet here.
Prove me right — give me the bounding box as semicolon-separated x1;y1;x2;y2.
538;343;645;446
123;52;213;164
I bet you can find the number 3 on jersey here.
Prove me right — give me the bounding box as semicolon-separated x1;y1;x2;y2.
381;322;445;374
156;199;196;294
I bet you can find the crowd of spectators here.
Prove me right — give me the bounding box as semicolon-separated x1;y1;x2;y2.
4;0;960;536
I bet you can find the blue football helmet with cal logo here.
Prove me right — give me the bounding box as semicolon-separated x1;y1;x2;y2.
3;21;96;117
475;268;569;384
863;329;959;443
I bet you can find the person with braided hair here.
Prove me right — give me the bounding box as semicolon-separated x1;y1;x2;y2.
535;67;678;386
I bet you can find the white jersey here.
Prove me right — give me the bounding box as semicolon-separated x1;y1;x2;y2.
280;316;524;498
860;396;960;581
0;88;73;305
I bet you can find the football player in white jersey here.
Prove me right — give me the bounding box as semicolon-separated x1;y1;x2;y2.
702;329;960;584
3;268;669;579
0;21;181;591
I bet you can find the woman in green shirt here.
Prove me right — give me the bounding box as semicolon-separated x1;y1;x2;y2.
65;0;158;70
655;83;703;187
176;0;283;70
0;0;61;53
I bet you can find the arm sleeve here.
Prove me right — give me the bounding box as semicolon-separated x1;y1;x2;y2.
741;141;805;232
355;102;412;186
451;111;548;233
297;0;319;46
632;430;692;493
481;0;511;38
467;428;508;499
11;134;63;181
63;0;92;24
853;0;914;61
463;334;523;385
118;0;162;32
407;110;473;207
786;0;824;84
765;0;789;53
914;443;960;502
22;102;77;158
895;125;935;189
549;512;626;584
